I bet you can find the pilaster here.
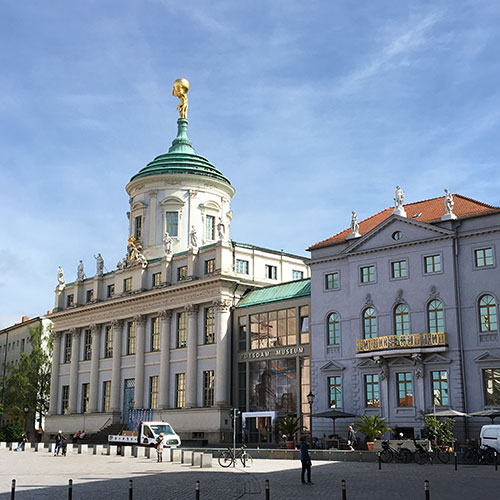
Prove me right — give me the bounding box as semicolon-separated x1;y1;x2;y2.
110;319;124;413
149;190;158;247
48;332;62;415
134;315;147;409
185;305;199;407
187;247;198;278
88;324;101;413
214;298;232;406
158;310;172;409
68;328;81;414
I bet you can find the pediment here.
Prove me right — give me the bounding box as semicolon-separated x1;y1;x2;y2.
388;356;414;367
424;353;451;365
357;358;377;368
131;201;148;211
320;360;345;371
160;196;184;207
474;352;500;364
198;200;221;211
342;215;454;255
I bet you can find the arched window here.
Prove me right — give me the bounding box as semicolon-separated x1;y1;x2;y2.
363;307;377;339
479;294;498;332
327;312;340;345
394;303;409;336
428;300;444;333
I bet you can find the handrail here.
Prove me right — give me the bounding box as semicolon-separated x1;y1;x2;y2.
99;417;112;432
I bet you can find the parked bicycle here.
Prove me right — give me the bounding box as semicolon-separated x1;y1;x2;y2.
379;440;412;463
218;446;253;468
463;445;497;465
412;439;450;465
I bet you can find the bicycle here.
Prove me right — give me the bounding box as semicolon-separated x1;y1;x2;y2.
218;446;253;468
463;445;496;465
379;440;412;463
412;440;450;465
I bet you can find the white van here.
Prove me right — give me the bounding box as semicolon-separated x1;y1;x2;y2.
109;421;181;448
480;425;500;452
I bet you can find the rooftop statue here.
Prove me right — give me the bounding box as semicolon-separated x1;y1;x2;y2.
394;185;404;208
95;253;104;276
444;189;454;215
57;266;65;290
77;260;85;281
172;78;190;119
350;211;359;235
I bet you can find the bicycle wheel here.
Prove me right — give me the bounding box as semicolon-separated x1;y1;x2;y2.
483;449;496;466
463;448;477;465
380;449;393;463
240;452;253;467
414;450;429;465
218;451;233;468
400;449;412;464
437;450;450;464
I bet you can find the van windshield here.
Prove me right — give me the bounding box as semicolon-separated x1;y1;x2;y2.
150;424;175;436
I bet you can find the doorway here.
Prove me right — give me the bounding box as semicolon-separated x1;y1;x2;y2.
122;379;135;426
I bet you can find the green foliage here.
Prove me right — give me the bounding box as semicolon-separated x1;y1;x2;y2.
355;414;391;442
278;416;303;440
423;416;454;445
4;324;52;424
0;421;23;442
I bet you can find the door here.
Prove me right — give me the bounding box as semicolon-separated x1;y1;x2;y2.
123;379;135;427
247;417;273;445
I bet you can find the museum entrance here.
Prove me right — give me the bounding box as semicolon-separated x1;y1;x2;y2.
242;411;277;446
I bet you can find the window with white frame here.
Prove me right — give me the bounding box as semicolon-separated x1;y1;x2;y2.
236;259;249;274
206;215;216;240
292;270;304;280
165;211;179;237
265;264;277;279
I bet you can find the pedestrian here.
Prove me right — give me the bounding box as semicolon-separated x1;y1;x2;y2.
156;433;165;462
15;432;28;451
299;436;312;484
347;425;356;451
37;426;44;443
55;430;66;456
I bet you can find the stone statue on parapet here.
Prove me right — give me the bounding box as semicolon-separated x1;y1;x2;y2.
163;232;173;256
350;211;359;235
190;225;198;248
444;189;454;215
95;253;104;276
57;266;65;291
394;185;404;208
172;78;190;119
77;260;85;281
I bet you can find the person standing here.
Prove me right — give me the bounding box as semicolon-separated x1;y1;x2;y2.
299;436;312;484
156;433;165;463
37;426;44;443
347;425;356;451
55;430;66;456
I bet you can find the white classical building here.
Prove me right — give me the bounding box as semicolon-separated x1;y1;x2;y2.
45;102;309;443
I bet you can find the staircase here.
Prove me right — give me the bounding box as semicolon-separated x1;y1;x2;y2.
83;423;125;445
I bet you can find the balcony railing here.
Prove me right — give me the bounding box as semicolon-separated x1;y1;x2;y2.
357;332;448;353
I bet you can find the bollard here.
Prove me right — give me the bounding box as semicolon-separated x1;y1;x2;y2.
68;479;73;500
129;479;133;500
454;452;457;471
11;479;15;500
424;480;430;500
378;452;381;470
341;479;347;500
195;480;200;500
495;452;498;472
265;479;270;500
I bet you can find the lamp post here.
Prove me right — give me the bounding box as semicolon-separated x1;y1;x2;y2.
24;407;29;435
307;392;315;448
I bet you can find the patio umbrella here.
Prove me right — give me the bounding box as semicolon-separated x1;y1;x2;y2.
468;409;500;423
312;409;357;436
424;409;468;418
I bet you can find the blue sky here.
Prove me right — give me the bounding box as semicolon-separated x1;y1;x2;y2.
1;0;500;328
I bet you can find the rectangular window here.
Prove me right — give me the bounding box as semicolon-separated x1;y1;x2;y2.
204;307;215;344
165;212;179;237
124;277;132;292
483;369;500;406
431;370;449;406
152;272;161;287
149;375;159;409
360;265;376;283
64;333;72;363
86;289;94;303
397;372;413;407
107;284;115;298
66;294;74;307
134;216;142;240
177;266;188;281
20;339;25;353
151;317;160;351
391;260;407;279
235;259;249;274
127;321;136;355
177;312;187;348
104;326;113;358
102;381;111;412
475;248;494;268
176;373;185;408
238;316;247;351
206;215;215;240
424;255;441;274
325;273;340;290
81;383;90;413
364;374;380;407
328;376;342;409
61;385;70;414
300;305;309;344
203;370;215;407
265;264;277;280
83;329;92;361
205;259;216;275
292;270;304;280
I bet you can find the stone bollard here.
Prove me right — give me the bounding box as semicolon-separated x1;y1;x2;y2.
172;449;183;463
93;445;104;455
200;453;213;468
8;442;14;451
78;444;89;454
182;450;193;464
0;442;6;449
133;446;146;458
163;448;172;462
34;442;44;452
144;447;153;459
107;445;118;456
121;446;133;457
192;451;203;467
26;444;36;452
65;444;74;454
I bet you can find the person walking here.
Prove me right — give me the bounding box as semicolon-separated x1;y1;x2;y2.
300;436;312;484
347;425;356;451
156;433;165;463
55;430;66;456
37;426;44;443
14;432;28;451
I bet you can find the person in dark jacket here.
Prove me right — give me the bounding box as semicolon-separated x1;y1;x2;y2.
299;436;312;484
347;425;356;450
55;430;66;456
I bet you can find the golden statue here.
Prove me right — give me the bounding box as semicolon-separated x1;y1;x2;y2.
172;78;190;119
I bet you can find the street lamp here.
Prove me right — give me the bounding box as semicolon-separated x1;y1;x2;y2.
307;392;315;448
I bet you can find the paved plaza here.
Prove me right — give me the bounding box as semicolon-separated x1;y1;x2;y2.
0;448;499;499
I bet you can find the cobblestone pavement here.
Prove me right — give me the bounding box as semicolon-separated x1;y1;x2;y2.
0;448;499;499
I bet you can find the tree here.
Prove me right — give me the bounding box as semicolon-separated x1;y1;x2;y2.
4;324;52;431
423;416;454;446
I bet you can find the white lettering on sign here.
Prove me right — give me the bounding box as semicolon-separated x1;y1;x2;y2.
239;346;304;361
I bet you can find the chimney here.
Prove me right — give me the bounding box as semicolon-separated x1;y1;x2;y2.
22;316;30;323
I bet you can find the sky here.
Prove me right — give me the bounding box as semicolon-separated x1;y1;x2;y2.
1;0;500;328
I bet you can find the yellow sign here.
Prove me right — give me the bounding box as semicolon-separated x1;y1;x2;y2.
357;333;447;353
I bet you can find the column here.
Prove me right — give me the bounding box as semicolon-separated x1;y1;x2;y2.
134;316;147;409
48;332;62;415
68;328;81;414
214;299;232;406
158;310;172;409
88;324;101;413
148;190;158;247
185;305;199;407
110;319;123;413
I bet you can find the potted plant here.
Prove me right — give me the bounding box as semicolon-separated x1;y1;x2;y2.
278;416;303;449
355;414;390;451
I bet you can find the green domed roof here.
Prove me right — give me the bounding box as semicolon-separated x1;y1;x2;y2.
130;118;231;185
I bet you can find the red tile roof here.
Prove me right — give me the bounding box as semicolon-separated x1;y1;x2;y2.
308;194;500;250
